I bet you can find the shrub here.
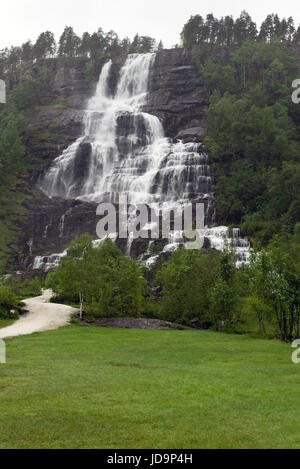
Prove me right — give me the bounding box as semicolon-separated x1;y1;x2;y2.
0;286;19;319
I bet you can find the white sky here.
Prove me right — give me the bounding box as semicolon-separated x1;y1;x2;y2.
0;0;300;49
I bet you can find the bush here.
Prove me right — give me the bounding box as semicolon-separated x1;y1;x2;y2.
0;286;19;319
156;249;220;326
46;235;146;318
8;277;43;299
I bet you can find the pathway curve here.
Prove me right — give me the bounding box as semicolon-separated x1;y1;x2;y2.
0;290;77;339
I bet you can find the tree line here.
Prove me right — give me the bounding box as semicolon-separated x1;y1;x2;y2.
2;229;299;343
0;27;162;75
32;230;298;343
181;11;300;48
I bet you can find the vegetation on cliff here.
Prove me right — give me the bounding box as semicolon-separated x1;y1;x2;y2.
180;13;300;245
181;11;300;47
0;67;56;272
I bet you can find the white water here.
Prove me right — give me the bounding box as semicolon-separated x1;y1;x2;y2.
38;53;249;267
41;53;212;208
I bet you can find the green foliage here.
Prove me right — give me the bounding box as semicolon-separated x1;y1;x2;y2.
181;11;297;47
240;227;300;341
0;285;19;318
46;235;146;318
209;251;238;330
58;27;81;57
33;31;56;59
12;67;53;110
194;40;300;244
156;248;220;325
7;277;43;299
0;101;27;272
0;66;55;273
0;27;158;75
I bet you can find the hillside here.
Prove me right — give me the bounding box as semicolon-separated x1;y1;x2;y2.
1;42;300;272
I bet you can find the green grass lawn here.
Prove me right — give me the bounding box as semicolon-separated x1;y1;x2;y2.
0;324;299;449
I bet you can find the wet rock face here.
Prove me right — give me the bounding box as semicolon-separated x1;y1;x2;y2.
71;142;93;192
116;113;149;154
105;56;127;95
49;57;92;106
145;48;208;138
23;59;93;183
16;193;98;270
175;126;207;143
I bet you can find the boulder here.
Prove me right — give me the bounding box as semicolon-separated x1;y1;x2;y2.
175;126;207;142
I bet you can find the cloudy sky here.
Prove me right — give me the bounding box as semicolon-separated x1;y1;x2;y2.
0;0;299;49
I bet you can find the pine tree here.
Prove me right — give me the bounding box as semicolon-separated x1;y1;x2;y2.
33;31;56;59
58;26;81;57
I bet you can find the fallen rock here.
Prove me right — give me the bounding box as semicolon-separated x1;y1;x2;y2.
175;126;207;142
79;317;191;330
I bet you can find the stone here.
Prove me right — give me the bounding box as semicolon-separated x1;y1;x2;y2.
175;126;207;142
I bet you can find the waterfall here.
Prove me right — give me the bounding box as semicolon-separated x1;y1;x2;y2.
37;52;249;269
40;53;212;209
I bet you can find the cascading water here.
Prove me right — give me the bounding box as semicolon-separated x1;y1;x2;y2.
41;54;213;208
38;53;249;269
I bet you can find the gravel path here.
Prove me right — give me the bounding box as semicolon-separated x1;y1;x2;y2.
0;290;77;339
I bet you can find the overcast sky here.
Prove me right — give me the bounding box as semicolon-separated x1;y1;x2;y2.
1;0;299;49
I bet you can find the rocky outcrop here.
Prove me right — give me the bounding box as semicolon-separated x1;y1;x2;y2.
145;48;208;138
16;193;98;270
39;57;92;106
23;58;94;174
175;126;207;142
80;316;191;330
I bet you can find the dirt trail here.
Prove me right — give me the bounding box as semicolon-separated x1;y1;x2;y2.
0;290;77;339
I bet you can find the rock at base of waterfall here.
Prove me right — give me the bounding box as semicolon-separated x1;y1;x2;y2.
175;127;207;143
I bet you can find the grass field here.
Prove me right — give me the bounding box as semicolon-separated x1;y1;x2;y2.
0;323;299;449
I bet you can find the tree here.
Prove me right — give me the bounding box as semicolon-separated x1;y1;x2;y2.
46;235;145;318
58;26;81;57
293;26;300;44
21;41;33;63
0;286;19;318
287;18;296;42
259;14;275;42
210;251;238;330
181;15;205;48
157;249;220;325
246;238;300;342
79;32;92;57
205;13;218;43
234;11;257;44
33;31;56;59
259;14;296;43
245;250;273;334
6;46;22;70
223;16;235;45
88;29;106;63
130;34;156;53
